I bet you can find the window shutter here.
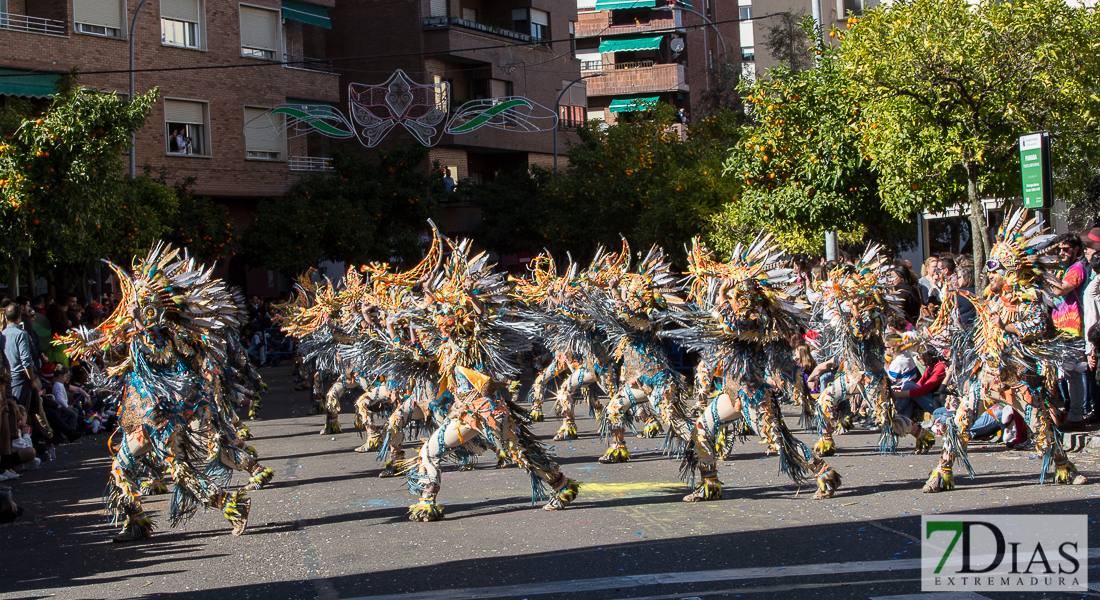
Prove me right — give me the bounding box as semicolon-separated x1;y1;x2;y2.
161;0;199;22
240;6;279;51
164;99;204;124
429;0;446;17
244;107;283;154
461;7;476;21
511;8;526;20
739;21;754;47
74;0;122;29
530;9;548;26
490;79;508;99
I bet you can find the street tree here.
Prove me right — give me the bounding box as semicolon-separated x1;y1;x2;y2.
841;0;1100;274
0;77;157;284
716;18;909;256
242;146;435;275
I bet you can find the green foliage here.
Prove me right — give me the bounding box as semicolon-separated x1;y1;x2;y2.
242;146;435;275
717;18;909;255
476;105;739;266
100;173;180;262
764;11;814;74
0;81;157;265
163;178;236;261
841;0;1100;266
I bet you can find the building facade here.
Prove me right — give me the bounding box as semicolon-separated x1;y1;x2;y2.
0;0;341;294
324;0;582;187
575;0;739;125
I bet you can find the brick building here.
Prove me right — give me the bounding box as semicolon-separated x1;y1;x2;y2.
576;0;740;125
0;0;341;294
324;0;582;187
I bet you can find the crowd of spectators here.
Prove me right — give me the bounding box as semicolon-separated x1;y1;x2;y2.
0;292;116;506
792;229;1100;450
241;294;294;368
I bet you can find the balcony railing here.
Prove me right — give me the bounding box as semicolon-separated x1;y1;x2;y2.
581;59;655;73
283;53;334;72
422;16;538;43
0;12;67;36
289;156;334;172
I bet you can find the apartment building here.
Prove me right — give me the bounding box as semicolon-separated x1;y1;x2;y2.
0;0;341;293
575;0;739;124
325;0;582;187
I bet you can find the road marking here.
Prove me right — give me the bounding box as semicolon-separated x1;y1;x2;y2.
341;549;1100;600
581;482;682;494
870;593;992;600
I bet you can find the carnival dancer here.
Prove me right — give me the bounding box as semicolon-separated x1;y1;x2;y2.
578;244;695;465
923;207;1088;491
61;243;257;542
395;233;580;520
669;236;842;501
811;245;934;457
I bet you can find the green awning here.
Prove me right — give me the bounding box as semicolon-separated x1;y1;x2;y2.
0;69;59;99
598;35;663;53
608;96;659;113
595;0;656;8
282;0;331;29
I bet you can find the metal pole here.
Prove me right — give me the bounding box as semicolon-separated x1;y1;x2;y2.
554;73;602;172
128;0;149;178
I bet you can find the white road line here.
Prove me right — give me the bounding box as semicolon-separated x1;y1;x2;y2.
870;593;993;600
342;549;1100;600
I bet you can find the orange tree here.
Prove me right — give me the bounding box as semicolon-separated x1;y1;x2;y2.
0;78;157;278
715;18;908;256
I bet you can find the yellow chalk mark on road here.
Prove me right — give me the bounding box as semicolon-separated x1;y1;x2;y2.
582;482;681;495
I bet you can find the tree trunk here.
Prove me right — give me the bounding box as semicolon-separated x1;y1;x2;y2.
7;256;19;299
965;162;991;290
26;259;35;298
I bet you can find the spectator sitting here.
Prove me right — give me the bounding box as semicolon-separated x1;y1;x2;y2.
243;327;265;366
932;399;1027;448
45;301;71;367
10;405;39;472
40;364;81;441
891;348;947;419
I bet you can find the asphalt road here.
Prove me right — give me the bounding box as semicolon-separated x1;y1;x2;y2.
1;366;1098;600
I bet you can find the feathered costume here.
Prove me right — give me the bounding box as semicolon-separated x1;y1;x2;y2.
923;207;1087;492
577;245;695;465
667;236;841;501
513;249;622;441
61;243;269;542
810;244;932;456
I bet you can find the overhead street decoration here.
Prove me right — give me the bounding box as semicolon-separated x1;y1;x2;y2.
244;69;557;148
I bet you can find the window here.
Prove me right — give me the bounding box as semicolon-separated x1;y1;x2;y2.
741;46;755;62
74;0;123;38
512;8;548;42
240;5;279;60
739;6;752;20
428;0;446;17
472;78;512;100
164;99;208;156
838;0;875;17
461;7;476;22
569;21;576;57
243;106;284;160
161;0;201;49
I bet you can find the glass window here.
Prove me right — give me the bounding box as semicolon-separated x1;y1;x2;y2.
243;106;283;160
739;6;752;20
164;99;208;156
161;18;199;47
240;5;279;60
74;0;123;37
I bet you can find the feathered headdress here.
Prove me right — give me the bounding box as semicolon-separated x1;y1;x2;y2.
986;206;1059;299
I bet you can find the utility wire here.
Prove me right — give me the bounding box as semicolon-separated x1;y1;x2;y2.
0;12;786;79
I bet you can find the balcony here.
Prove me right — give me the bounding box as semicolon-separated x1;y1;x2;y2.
576;10;678;38
288;156;334;172
283;53;334;73
0;12;67;37
422;16;536;44
586;62;688;97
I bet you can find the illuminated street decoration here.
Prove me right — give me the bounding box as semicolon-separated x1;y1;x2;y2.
245;69;557;148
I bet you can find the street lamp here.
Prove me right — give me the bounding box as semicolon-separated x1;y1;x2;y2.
128;0;150;178
554;72;602;171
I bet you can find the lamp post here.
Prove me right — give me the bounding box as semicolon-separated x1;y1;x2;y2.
554;72;602;172
128;0;150;178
